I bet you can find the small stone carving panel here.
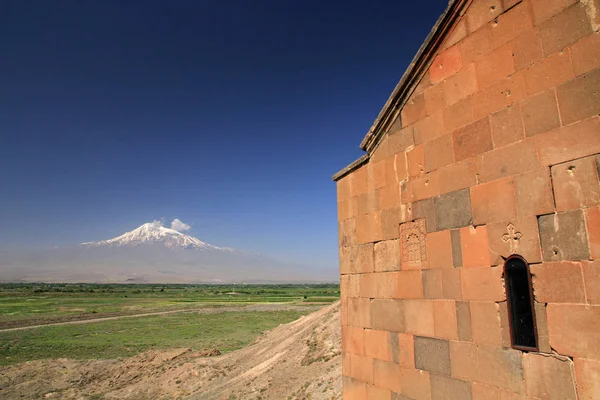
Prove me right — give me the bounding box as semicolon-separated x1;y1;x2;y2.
400;219;427;265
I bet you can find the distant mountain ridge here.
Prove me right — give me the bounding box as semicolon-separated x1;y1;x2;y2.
81;221;234;251
0;222;336;284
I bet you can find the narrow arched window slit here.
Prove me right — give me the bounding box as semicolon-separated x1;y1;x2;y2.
504;255;538;352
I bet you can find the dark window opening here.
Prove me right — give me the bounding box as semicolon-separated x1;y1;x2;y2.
504;255;538;351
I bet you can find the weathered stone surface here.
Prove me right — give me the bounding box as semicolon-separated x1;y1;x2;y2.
371;299;404;332
434;189;472;230
530;262;586;304
412;198;437;233
538;210;590;261
523;353;577;400
551;155;600;212
450;229;462;267
374;240;401;272
547;304;600;359
414;336;451;376
430;374;473;400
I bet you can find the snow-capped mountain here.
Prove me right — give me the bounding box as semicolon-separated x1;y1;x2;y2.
81;221;231;251
0;221;336;284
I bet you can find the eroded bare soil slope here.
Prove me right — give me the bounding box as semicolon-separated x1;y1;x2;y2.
0;302;341;400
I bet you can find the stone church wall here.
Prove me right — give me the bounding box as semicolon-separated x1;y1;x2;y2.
335;0;600;398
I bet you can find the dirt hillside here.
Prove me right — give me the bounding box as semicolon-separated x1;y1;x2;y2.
0;302;342;400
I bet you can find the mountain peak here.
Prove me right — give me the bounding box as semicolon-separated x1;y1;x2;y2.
81;221;226;250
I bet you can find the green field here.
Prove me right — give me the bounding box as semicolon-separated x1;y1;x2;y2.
0;283;339;366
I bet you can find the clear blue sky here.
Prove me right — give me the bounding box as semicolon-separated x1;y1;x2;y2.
0;0;447;270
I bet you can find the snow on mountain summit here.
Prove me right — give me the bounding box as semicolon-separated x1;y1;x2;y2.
81;221;230;250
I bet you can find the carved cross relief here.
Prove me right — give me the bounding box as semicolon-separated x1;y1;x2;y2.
502;223;523;254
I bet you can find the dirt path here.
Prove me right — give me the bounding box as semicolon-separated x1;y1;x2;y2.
0;303;322;333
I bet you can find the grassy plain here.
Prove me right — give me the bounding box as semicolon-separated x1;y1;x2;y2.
0;283;339;366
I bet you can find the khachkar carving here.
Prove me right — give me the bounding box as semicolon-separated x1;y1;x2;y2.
502;223;523;254
400;219;427;265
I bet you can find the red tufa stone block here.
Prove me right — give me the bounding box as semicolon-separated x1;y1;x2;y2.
364;329;392;362
344;325;366;355
470;301;503;346
430;45;463;84
570;32;600;76
426;230;454;269
522;50;574;96
574;357;600;400
349;353;375;384
476;43;516;89
487;217;543;264
536;116;600;167
470;177;518;225
511;28;544;70
392;270;424;299
489;1;534;49
356;212;383;244
472;382;500;400
357;192;380;216
373;359;403;393
585;206;600;260
367;384;392;400
414;111;445;146
460;225;492;267
442;268;463;300
444;20;468;50
450;340;479;382
472;72;527;120
378;183;401;211
521;88;561;138
433;300;459;340
374;239;401;272
462;266;505;301
348;297;371;328
551;156;600;212
398;333;415;368
514;167;555;217
423;269;443;299
452;117;493;162
530;261;586;304
530;0;577;25
438;158;478;195
389;136;414;167
400;367;432;400
444;63;479;107
461;25;492;65
401;93;427;127
343;376;369;400
556;67;600;126
489;104;525;148
466;0;503;33
407;145;425;179
404;299;435;337
404;171;440;203
443;96;474;133
477;345;525;393
582;260;600;304
539;2;594;55
424;134;454;173
476;138;540;183
350;166;368;198
370;299;404;332
522;353;577;400
547;304;600;359
423;83;447;116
